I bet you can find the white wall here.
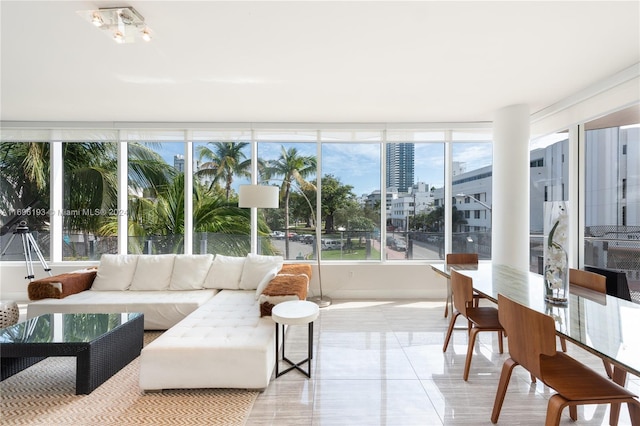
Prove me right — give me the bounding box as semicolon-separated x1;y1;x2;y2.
0;262;448;303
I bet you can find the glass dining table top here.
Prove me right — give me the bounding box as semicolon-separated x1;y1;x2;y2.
431;262;640;377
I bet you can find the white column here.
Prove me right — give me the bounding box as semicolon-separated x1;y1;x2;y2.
492;104;530;270
117;136;128;255
50;139;63;262
184;133;193;254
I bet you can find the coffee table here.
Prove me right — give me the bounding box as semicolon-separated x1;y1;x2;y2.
0;312;144;394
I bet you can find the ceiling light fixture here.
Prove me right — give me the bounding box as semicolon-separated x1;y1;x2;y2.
91;12;104;27
113;31;124;43
78;7;152;44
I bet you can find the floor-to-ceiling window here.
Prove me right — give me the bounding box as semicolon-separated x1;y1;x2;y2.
0;141;51;264
257;131;318;261
62;141;118;260
126;132;185;254
529;130;569;273
385;131;445;261
450;132;493;259
584;108;639;296
321;131;381;261
1;125;489;265
193;131;252;256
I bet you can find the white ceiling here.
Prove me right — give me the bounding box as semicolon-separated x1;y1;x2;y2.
1;1;639;124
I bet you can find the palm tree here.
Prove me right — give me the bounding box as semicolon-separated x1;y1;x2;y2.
195;142;251;200
0;143;50;233
261;146;316;258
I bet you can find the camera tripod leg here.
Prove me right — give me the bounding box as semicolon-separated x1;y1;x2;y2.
21;233;37;280
26;232;52;278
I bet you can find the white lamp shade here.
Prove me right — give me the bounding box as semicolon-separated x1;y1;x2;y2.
238;185;279;208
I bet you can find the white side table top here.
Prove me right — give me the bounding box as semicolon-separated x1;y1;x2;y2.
272;300;319;326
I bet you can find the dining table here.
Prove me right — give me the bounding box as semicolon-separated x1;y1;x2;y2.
431;262;640;423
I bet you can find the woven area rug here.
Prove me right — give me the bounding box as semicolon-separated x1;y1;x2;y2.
1;332;259;425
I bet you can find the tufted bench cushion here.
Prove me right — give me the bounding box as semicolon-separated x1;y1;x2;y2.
139;290;276;390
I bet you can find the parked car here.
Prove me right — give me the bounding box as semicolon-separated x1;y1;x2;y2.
321;239;342;250
392;239;407;251
270;231;285;239
301;235;315;244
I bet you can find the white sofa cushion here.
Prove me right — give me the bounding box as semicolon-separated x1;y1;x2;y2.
130;255;176;291
170;254;213;290
254;267;280;299
91;254;139;291
27;289;218;330
239;253;284;291
204;255;245;289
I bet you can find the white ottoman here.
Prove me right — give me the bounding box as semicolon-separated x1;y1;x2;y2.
0;300;20;328
272;300;319;378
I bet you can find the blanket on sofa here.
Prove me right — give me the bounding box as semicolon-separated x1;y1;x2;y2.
28;269;97;300
259;263;312;316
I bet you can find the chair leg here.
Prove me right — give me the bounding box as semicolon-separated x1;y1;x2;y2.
463;328;480;381
602;359;613;379
442;311;461;352
569;405;577;421
559;336;567;352
545;394;569;426
491;358;518;424
497;330;504;354
444;279;452;318
628;399;640;425
610;367;628;426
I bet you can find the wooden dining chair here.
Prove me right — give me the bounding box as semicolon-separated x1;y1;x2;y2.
443;253;482;318
442;269;504;381
491;294;640;425
559;268;613;377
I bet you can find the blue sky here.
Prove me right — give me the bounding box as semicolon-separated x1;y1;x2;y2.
156;141;492;196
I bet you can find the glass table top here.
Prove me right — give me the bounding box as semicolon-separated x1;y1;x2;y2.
0;313;143;344
431;262;640;377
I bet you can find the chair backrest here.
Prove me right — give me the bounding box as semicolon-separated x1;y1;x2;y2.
497;294;557;380
451;270;474;315
569;268;606;294
584;265;632;301
446;253;479;265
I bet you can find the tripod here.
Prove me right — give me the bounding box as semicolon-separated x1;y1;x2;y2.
1;221;52;281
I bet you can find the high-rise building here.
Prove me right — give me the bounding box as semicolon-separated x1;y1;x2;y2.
173;154;185;172
386;143;414;193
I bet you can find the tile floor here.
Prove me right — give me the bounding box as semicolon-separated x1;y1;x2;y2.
246;299;639;425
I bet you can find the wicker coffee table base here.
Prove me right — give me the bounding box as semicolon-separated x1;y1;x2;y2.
1;314;144;394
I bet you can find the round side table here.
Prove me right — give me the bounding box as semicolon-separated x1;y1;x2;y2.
0;300;20;328
271;300;319;378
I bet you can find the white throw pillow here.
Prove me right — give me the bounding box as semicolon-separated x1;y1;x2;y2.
129;255;176;291
239;253;284;290
254;266;280;299
203;255;246;289
169;254;213;290
91;255;139;291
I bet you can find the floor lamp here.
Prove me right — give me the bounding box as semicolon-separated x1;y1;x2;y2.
239;184;331;308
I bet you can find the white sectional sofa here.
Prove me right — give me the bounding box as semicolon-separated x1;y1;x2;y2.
139;290;276;390
26;253;311;390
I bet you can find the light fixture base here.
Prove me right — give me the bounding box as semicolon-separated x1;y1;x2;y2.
78;7;152;44
308;295;332;308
